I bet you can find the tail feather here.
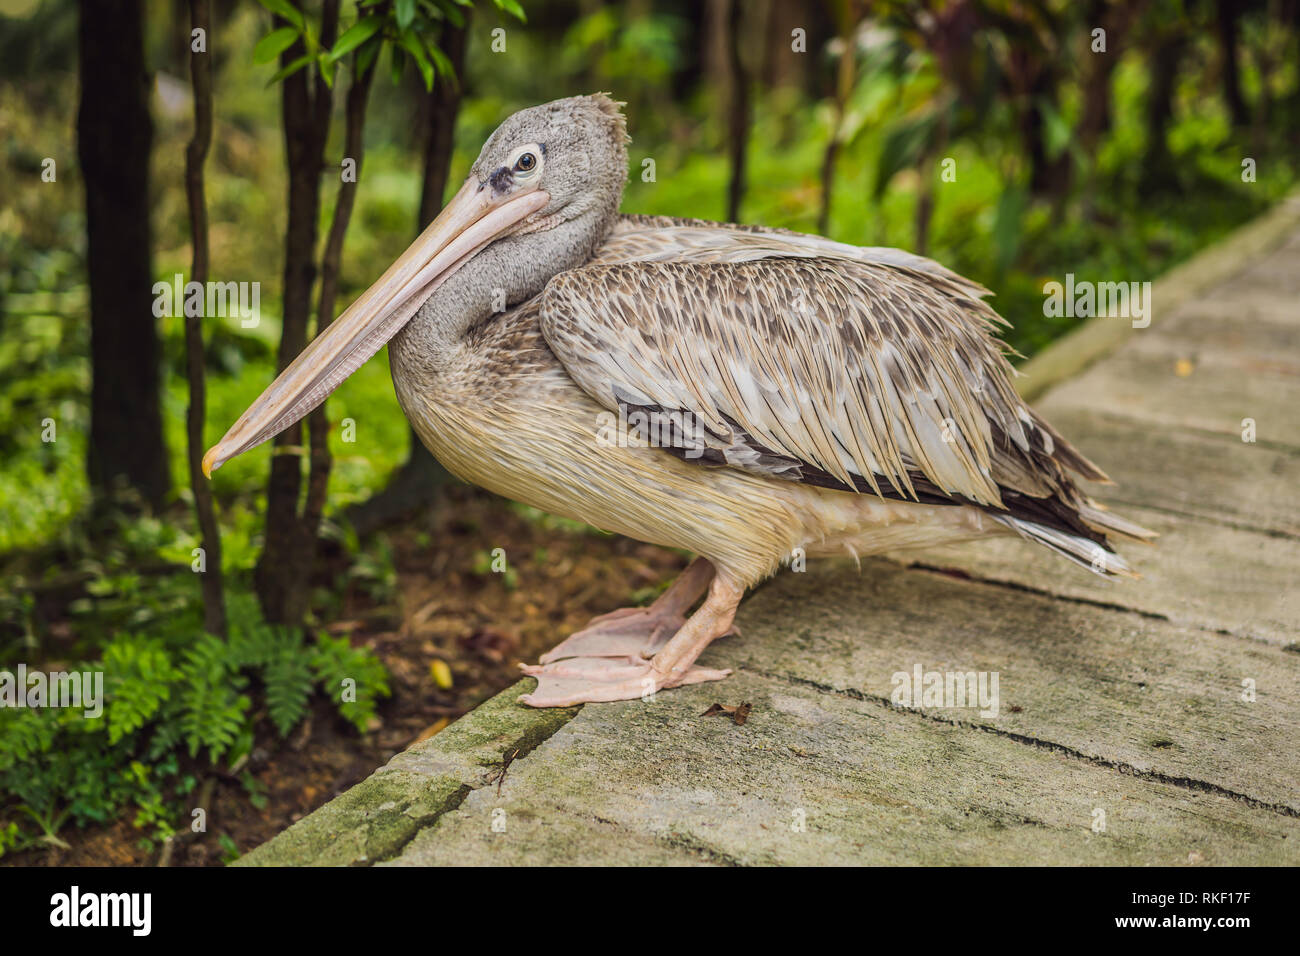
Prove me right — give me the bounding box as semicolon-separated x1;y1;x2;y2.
992;514;1142;579
1075;500;1158;543
1031;413;1112;484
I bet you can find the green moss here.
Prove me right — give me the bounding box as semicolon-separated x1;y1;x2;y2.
235;682;579;866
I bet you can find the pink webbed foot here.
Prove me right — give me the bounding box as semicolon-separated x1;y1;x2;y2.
518;565;745;708
538;556;715;665
518;656;731;707
538;605;688;664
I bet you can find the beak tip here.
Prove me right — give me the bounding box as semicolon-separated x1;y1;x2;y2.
202;447;221;479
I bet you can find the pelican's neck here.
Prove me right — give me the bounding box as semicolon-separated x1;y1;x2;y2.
390;205;614;383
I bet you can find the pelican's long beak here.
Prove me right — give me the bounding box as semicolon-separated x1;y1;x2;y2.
202;179;550;477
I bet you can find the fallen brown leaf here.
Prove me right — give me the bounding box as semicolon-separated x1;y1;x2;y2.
700;701;753;726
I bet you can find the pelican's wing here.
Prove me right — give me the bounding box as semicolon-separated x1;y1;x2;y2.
598;215;991;297
541;221;1108;513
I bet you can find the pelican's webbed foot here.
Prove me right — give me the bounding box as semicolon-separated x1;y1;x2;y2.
536;557;714;664
519;656;732;707
518;564;743;708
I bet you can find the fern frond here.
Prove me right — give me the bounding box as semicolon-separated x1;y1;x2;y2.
310;632;391;734
262;637;314;737
101;634;178;744
176;634;250;763
0;707;59;771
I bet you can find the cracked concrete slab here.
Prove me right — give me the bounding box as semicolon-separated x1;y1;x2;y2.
384;669;1298;866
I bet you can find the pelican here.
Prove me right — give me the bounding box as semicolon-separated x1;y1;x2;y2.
204;95;1153;708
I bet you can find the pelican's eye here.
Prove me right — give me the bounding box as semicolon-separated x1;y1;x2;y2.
508;144;544;182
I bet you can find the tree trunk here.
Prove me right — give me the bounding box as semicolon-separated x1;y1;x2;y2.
183;0;226;637
704;0;730;113
303;58;377;559
818;2;859;236
345;21;470;537
1216;0;1249;129
1289;1;1300;151
1247;4;1278;155
1020;68;1070;200
1078;0;1140;218
764;0;807;91
78;0;169;511
1140;28;1189;192
914;105;950;256
1078;0;1121;147
725;0;750;222
416;23;469;231
254;0;338;626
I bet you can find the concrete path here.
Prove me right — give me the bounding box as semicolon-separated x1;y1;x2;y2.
240;198;1300;867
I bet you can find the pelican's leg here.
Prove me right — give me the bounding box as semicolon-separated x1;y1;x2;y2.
518;573;743;707
537;557;715;664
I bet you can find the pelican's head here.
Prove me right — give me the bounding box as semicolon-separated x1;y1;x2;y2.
202;94;628;477
469;93;628;235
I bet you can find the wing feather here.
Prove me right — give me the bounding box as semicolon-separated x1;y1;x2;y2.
540;220;1109;518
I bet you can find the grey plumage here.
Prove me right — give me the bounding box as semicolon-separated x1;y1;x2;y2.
208;94;1154;707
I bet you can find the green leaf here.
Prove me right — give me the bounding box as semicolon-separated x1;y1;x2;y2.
493;0;526;23
328;15;383;62
264;643;314;737
397;32;434;91
253;26;301;64
317;51;336;88
266;53;313;86
395;0;417;31
241;771;268;810
0;707;59;771
427;42;455;83
1037;96;1072;163
311;632;391;735
176;635;251;764
257;0;305;31
435;0;465;29
301;17;318;55
355;35;381;76
388;42;404;85
102;635;178;745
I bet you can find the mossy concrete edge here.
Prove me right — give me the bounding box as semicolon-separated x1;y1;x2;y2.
234;680;574;866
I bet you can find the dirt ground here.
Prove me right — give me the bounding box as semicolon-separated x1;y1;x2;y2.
7;485;688;866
